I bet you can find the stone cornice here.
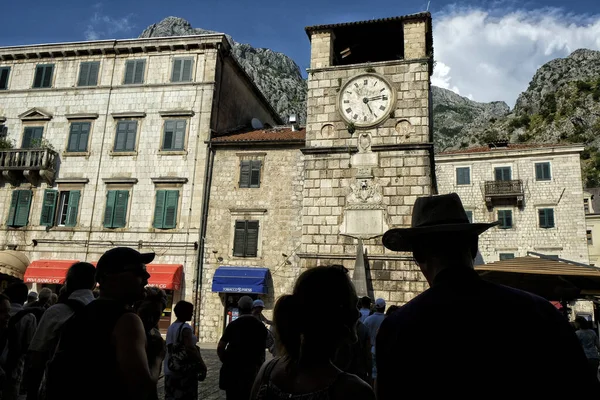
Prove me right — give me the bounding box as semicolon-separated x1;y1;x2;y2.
55;178;90;184
111;112;146;119
151;177;188;184
436;145;585;162
158;110;195;117
65;113;99;120
301;146;358;155
102;177;138;184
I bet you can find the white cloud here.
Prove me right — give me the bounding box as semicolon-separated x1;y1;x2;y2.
432;6;600;107
84;3;135;41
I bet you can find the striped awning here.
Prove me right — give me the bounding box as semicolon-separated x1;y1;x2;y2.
475;256;600;300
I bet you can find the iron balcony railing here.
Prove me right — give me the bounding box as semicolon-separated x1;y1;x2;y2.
484;179;524;197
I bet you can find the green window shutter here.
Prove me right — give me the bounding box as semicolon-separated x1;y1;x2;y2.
535;163;542;180
124;61;135;84
42;65;54;88
39;189;58;226
250;161;261;188
14;190;32;227
174;120;186;150
547;209;555;228
0;67;10;90
115;121;127;151
153;190;166;229
88;62;99;86
112;190;129;228
233;221;247;256
125;121;137;151
78;122;90;152
163;191;179;229
182;59;193;81
22;127;34;148
457;167;470;185
239;161;251;188
6;191;19;226
33;65;44;88
78;62;90;86
103;191;117;228
65;190;80;227
134;60;145;84
67;123;81;152
171;59;182;82
245;221;259;257
163;121;174;150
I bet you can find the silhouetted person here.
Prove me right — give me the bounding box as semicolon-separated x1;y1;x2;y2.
251;299;272;325
364;298;386;387
0;294;12;390
26;288;52;310
378;193;594;397
385;305;399;317
575;315;600;386
250;266;374;400
27;262;96;400
45;247;162;400
358;296;371;323
219;296;268;400
25;293;37;307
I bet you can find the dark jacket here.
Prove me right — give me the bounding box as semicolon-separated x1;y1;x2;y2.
376;267;594;398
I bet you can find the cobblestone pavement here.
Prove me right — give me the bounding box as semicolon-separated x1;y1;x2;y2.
157;346;224;400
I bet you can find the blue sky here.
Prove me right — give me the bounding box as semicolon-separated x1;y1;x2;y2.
3;0;600;106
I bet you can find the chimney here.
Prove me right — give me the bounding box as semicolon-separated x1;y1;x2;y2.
289;114;297;131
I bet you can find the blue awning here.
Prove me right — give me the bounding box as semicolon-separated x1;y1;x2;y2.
211;266;271;294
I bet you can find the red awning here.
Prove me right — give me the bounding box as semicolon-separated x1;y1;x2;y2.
24;260;79;284
146;264;183;290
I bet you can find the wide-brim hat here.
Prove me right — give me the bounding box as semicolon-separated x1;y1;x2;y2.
382;193;499;252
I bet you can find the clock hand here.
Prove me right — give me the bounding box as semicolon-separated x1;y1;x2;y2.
366;102;374;115
367;95;384;101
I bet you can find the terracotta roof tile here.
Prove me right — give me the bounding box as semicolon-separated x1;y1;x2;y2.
305;12;431;34
439;143;579;155
211;128;306;143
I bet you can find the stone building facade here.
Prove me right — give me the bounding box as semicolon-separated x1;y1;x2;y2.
436;143;589;264
584;188;600;266
0;35;279;329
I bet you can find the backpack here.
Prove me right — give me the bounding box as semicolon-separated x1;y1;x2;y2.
0;307;45;378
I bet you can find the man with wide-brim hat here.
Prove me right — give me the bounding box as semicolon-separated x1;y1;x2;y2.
375;193;594;397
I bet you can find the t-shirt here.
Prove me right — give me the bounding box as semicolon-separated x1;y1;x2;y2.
359;308;370;323
164;321;196;376
220;314;268;369
363;312;386;351
576;329;599;360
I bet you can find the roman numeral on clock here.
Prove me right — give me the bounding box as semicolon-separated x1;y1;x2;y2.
346;108;352;114
379;105;386;111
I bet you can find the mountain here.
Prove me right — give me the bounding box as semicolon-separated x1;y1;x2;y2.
139;17;307;125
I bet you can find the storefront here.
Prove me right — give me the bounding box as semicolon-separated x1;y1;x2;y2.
211;266;271;334
24;259;183;334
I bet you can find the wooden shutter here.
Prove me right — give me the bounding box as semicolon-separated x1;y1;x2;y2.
171;59;182;82
115;121;127;151
33;65;44;88
153;190;166;229
250;161;261;188
6;191;19;226
163;191;179;229
65;190;80;227
547;209;555;227
88;62;99;86
125;121;137;151
535;163;543;180
163;121;174;150
22;127;34;148
103;191;117;228
112;190;129;228
174;120;186;150
42;65;53;88
78;122;90;152
39;189;58;226
68;123;81;152
245;221;259;257
0;67;9;90
233;221;247;256
239;161;251;188
505;210;512;228
134;60;145;84
78;62;90;86
124;61;135;84
182;59;193;81
14;190;32;227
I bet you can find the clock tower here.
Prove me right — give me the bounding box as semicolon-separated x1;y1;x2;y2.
300;13;435;303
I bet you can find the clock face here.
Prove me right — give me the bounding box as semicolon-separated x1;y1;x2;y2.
338;73;395;128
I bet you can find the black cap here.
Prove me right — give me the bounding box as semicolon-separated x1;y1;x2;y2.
96;247;154;279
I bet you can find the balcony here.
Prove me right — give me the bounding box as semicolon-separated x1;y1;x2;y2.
484;179;524;209
0;148;57;185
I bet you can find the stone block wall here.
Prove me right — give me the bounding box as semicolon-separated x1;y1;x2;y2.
436;147;589;263
309;31;334;69
199;145;304;342
403;21;427;60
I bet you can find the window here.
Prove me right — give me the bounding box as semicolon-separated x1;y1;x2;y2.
494;167;512;181
171;58;193;82
465;211;473;223
233;220;259;257
239;160;262;188
78;61;100;87
33;64;54;88
114;120;137;152
0;67;10;90
22;127;43;148
162;120;186;151
499;253;515;261
587;230;593;245
539;208;555;229
7;190;32;227
456;167;470;185
123;60;146;84
67;122;90;152
103;190;129;228
584;199;590;214
535;162;551;181
497;210;513;229
40;190;80;227
153;190;179;229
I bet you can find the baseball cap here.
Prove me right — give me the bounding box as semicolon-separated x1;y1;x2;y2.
375;298;386;309
253;299;265;308
238;296;254;310
96;247;154;279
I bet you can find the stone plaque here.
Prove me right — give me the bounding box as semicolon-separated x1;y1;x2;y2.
340;209;389;239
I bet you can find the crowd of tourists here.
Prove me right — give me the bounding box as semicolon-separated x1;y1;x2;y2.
0;192;597;399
